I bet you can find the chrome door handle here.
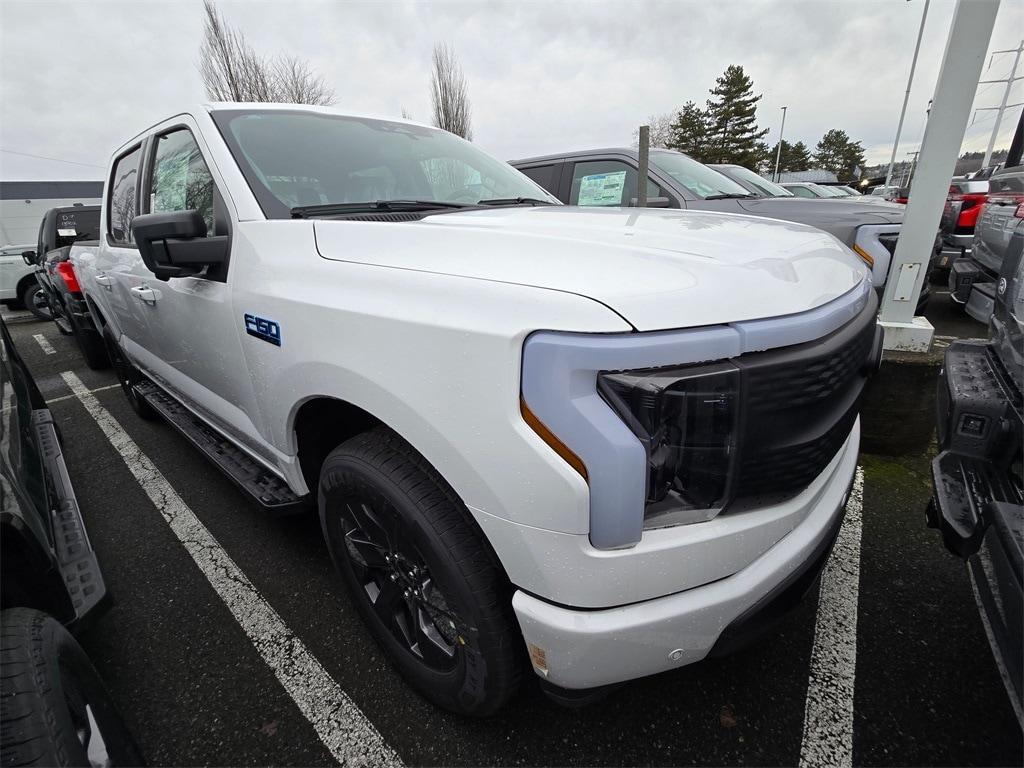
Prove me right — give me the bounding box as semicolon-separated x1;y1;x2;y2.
130;285;158;304
95;272;113;288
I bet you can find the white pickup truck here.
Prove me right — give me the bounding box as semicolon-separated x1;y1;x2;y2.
75;103;881;715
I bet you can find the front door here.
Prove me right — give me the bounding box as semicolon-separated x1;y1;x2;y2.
134;122;266;456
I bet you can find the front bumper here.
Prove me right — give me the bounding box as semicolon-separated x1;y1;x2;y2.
513;419;858;690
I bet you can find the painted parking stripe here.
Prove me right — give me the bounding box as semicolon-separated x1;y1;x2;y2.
61;371;402;768
33;333;56;355
798;466;864;768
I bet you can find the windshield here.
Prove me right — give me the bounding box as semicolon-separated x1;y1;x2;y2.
650;151;751;199
211;110;558;217
52;209;100;249
722;166;793;197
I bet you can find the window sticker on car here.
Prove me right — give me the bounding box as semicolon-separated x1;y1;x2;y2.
244;314;281;346
578;171;626;206
57;228;77;237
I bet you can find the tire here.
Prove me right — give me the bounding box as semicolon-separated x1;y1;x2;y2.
101;329;156;420
319;427;521;716
0;608;143;767
18;282;51;322
68;314;109;371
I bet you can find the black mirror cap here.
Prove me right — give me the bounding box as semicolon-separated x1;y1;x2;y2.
131;210;208;245
21;250;36;266
131;210;226;281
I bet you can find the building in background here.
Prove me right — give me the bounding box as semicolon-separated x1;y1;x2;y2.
0;181;102;246
776;169;839;183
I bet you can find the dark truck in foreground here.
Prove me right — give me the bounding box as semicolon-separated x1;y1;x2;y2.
928;217;1024;726
0;318;139;766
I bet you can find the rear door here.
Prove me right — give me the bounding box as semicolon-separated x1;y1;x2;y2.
133;119;264;451
92;143;160;356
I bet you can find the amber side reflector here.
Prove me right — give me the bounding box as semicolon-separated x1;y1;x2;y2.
527;643;549;674
852;244;875;267
520;397;589;482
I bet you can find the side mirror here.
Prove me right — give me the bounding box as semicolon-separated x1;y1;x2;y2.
628;196;673;208
21;250;36;267
131;210;228;281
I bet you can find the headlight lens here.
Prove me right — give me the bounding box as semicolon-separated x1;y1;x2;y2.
598;361;738;529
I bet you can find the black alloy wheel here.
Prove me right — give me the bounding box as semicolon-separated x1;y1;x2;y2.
340;496;460;672
319;427;521;715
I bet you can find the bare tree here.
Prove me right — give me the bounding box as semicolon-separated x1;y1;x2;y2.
199;1;335;105
272;55;336;105
429;43;472;140
632;112;674;149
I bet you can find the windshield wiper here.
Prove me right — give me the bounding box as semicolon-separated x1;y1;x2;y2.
476;197;555;206
703;193;756;200
291;200;472;218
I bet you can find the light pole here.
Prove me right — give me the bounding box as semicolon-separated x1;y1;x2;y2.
773;106;788;182
885;0;931;190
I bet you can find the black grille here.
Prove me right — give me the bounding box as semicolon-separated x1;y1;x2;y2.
732;290;878;501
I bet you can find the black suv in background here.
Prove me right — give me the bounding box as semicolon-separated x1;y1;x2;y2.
0;318;139;766
929;217;1023;724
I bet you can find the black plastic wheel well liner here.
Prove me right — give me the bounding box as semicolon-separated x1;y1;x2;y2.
294;397;381;495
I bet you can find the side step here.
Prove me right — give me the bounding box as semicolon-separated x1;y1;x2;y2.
32;409;108;625
134;381;309;515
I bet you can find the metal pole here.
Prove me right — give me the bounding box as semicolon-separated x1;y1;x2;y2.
637;125;649;208
885;0;930;190
773;106;788;182
879;0;1001;352
983;40;1023;167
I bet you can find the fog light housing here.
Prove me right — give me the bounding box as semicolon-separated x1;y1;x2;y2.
598;361;738;529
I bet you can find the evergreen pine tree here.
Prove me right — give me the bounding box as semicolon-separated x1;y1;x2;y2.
704;65;769;169
814;129;866;180
789;141;811;171
666;101;710;159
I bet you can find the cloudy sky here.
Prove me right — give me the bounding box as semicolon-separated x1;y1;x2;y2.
1;0;1021;181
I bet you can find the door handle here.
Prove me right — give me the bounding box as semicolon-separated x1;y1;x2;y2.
130;285;158;305
95;272;113;289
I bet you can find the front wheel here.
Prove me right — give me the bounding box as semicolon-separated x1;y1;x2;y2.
319;427;522;716
0;608;143;767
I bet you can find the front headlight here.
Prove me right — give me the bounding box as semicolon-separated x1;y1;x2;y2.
598;361;739;529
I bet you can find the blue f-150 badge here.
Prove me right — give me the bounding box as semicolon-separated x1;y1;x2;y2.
244;314;281;346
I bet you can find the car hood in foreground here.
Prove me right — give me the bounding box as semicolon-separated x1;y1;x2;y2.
313;206;869;331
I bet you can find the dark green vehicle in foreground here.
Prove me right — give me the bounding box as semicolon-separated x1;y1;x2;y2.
0;317;140;766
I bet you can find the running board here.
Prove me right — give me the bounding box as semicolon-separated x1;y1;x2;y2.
134;381;309;515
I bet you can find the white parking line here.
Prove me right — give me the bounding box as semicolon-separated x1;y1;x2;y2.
33;333;56;355
798;467;864;768
61;371;402;768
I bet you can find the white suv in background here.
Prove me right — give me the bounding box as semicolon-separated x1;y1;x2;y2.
0;243;39;312
75;103;880;714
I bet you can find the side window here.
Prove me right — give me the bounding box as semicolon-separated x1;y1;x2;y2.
569;160;663;207
149;129;215;235
108;145;142;245
518;164;558;195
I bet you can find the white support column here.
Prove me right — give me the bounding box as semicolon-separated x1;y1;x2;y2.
879;0;1001;352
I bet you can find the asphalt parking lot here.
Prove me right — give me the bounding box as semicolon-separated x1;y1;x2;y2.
4;295;1022;767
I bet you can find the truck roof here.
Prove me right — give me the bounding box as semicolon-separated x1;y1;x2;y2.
114;102;433;156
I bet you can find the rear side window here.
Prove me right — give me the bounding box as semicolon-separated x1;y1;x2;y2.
149;129;215;235
518;164;559;195
108;146;142;245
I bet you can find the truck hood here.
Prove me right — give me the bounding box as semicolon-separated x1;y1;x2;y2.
734;197;906;226
313;206;869;331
